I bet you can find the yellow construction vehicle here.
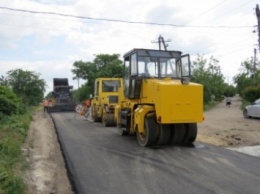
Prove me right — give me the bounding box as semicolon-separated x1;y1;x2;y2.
114;48;204;147
91;78;123;126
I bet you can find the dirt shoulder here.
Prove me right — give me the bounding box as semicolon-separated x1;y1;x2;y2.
197;95;260;147
23;110;73;194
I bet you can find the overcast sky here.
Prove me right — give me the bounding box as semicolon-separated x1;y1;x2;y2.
0;0;258;94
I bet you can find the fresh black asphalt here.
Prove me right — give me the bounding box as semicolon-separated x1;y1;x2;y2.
51;112;260;194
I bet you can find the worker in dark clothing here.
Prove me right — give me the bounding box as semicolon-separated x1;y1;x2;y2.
226;97;232;108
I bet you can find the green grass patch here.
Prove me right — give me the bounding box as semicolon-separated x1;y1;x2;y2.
204;101;220;111
0;107;36;194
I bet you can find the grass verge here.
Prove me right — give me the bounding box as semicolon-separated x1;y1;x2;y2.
204;101;220;111
0;108;35;194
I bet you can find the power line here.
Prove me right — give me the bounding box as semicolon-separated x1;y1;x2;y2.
187;0;228;23
0;6;253;29
203;0;252;24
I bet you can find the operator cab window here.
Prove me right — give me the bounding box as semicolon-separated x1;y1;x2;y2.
138;57;157;77
124;56;130;97
160;58;178;78
94;80;99;96
131;53;137;76
102;80;120;92
123;49;192;97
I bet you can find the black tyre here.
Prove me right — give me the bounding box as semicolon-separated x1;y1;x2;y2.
103;112;115;127
243;109;250;118
137;116;156;147
91;105;97;121
170;124;186;145
102;111;108;127
117;122;129;136
117;112;128;136
157;124;171;145
183;123;197;144
92;105;101;122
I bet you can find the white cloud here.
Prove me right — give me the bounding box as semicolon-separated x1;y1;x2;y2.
31;0;77;5
0;0;259;92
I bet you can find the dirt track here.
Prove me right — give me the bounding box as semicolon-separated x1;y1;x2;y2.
197;95;260;147
23;111;73;194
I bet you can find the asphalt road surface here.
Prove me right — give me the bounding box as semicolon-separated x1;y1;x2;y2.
51;112;260;194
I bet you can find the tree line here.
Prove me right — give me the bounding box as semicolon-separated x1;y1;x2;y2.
1;53;259;117
0;69;46;118
233;58;260;103
71;53;239;105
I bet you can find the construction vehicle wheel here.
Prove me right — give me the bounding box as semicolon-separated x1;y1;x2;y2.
183;123;197;144
157;124;171;145
117;123;128;136
171;124;186;145
91;106;95;120
116;111;128;136
102;113;115;127
137;116;156;147
92;105;99;122
102;111;108;127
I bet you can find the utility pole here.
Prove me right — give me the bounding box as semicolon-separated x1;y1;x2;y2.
152;35;171;50
253;48;256;84
255;4;260;51
254;5;259;84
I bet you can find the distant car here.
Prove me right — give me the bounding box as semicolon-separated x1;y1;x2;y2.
243;98;260;118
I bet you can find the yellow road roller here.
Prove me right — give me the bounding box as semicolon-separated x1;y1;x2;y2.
91;78;123;126
114;48;204;147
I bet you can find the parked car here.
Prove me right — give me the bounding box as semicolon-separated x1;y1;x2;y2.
243;98;260;118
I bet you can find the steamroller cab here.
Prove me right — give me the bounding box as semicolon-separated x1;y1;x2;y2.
91;78;122;126
115;49;204;147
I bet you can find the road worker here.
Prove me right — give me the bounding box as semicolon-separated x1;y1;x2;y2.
85;99;91;119
85;99;91;107
43;99;49;113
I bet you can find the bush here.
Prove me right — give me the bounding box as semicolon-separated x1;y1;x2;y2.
223;84;236;97
6;69;46;106
243;84;260;103
0;86;22;117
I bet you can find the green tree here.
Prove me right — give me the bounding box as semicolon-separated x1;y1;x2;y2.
73;84;92;103
71;54;123;102
233;73;251;96
233;58;260;97
6;69;46;106
223;83;236;97
192;55;226;104
93;54;123;77
243;84;260;103
0;75;8;86
0;85;22;117
45;91;52;99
